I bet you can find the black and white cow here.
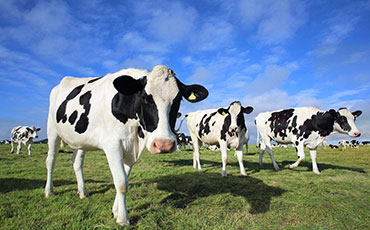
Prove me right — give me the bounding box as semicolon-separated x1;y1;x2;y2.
350;140;360;148
44;65;208;226
177;101;253;176
10;126;40;155
255;107;362;174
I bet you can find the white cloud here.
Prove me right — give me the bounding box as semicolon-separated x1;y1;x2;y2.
120;32;168;53
122;54;165;70
243;64;262;74
186;66;214;83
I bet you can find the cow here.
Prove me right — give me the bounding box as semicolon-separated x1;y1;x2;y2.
176;101;253;176
44;65;208;226
255;107;362;174
176;133;188;150
321;139;327;149
339;140;349;151
350;140;360;149
10;126;40;155
362;141;370;146
329;144;339;149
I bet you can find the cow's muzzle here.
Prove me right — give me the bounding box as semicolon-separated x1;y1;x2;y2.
150;139;175;154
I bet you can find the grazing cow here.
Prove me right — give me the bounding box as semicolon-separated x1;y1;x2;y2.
10;126;40;155
350;140;360;149
176;133;189;150
362;141;370;146
255;107;362;174
329;144;339;149
44;65;208;226
339;140;349;151
322;139;327;149
177;101;253;176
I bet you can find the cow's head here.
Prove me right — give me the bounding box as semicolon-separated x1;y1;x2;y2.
217;101;253;133
112;65;208;154
28;126;41;138
331;108;362;137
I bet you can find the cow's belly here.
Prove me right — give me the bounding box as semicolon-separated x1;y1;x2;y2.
198;133;219;145
270;134;294;144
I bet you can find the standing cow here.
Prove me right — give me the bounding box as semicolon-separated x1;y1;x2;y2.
177;101;253;176
255;107;362;174
44;65;208;225
10;126;40;155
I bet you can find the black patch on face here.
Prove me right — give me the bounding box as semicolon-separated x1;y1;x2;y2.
169;93;182;132
212;121;216;126
138;126;144;139
336;115;351;132
220;115;231;141
75;91;92;134
57;85;84;123
198;112;217;138
88;77;103;84
112;91;159;132
297;111;336;139
68;110;78;125
236;111;246;131
268;109;294;140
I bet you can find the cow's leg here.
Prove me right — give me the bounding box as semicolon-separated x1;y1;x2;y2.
16;141;21;154
190;134;202;172
72;149;88;198
113;164;132;219
219;141;228;176
10;141;14;153
235;144;247;176
265;143;280;171
309;148;320;174
245;142;249;155
45;134;61;197
289;144;305;169
27;142;32;155
105;146;129;226
259;141;266;166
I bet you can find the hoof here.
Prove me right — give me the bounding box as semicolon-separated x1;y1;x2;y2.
241;170;247;176
198;169;202;173
77;191;89;199
221;170;227;177
116;219;130;226
45;192;54;198
313;170;321;175
288;164;295;169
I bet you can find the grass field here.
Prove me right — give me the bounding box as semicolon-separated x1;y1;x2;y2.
0;143;369;230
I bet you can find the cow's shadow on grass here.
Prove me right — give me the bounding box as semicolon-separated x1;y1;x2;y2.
281;161;366;173
0;178;74;193
151;172;285;215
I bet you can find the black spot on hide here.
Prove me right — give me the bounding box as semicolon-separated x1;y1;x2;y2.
56;85;84;123
88;77;103;84
268;109;294;140
69;111;78;125
75;91;92;134
220;115;231;141
297;111;336;139
198;112;217;138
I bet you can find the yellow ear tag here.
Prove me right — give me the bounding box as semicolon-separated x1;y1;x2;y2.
222;111;226;115
188;92;196;101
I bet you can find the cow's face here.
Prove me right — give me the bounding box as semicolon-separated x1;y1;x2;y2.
29;127;41;138
333;108;362;137
218;101;253;133
113;65;208;154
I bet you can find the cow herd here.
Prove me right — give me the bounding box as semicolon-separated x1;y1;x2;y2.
4;65;365;226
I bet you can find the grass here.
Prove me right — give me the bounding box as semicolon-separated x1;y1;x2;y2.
0;143;369;229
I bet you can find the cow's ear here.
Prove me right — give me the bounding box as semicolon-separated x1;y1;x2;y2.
177;79;208;103
242;106;254;114
328;109;338;119
217;108;228;116
36;128;41;132
352;110;362;118
113;75;147;95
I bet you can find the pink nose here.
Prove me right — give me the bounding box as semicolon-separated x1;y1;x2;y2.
229;126;238;132
353;132;361;137
150;139;175;154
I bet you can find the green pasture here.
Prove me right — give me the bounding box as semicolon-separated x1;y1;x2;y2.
0;143;369;230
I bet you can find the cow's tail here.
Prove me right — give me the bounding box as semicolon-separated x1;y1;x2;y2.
175;114;188;133
256;126;260;148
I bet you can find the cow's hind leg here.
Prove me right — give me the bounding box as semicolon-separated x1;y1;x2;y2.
309;148;321;174
265;143;280;171
190;134;202;172
259;141;266;166
72;149;88;198
289;144;305;169
16;141;21;154
27;141;32;155
219;141;228;176
45;134;61;197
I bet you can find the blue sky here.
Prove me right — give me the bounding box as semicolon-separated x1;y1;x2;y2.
1;0;370;144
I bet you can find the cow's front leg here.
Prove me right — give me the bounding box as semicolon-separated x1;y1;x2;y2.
289;144;305;169
265;144;280;171
309;148;320;174
235;145;247;176
113;164;132;218
45;134;60;198
191;137;202;172
105;147;129;226
219;141;228;176
16;141;21;154
27;142;32;155
10;141;14;153
72;149;88;198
